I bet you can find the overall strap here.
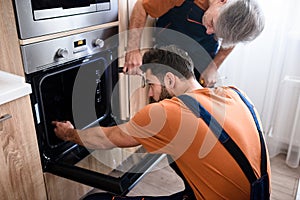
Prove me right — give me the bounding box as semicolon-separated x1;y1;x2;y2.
229;87;268;177
177;91;266;184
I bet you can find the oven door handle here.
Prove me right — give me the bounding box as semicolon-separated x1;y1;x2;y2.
118;67;124;73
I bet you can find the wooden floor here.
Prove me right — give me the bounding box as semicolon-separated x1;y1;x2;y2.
127;154;300;199
269;154;300;200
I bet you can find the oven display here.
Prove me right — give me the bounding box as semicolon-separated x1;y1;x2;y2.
74;39;86;48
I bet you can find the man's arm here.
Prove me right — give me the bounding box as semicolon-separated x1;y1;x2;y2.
213;47;234;69
124;0;148;74
53;121;140;149
200;46;234;87
124;0;183;74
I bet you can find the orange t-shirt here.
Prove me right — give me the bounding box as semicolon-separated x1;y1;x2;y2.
126;87;271;199
142;0;209;18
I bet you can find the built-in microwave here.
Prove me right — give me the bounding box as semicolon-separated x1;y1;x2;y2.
12;0;118;39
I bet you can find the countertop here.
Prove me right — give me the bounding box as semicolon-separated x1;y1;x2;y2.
0;70;32;105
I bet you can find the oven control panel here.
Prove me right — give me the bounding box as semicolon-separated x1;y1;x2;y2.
20;27;118;74
56;48;69;58
93;38;105;48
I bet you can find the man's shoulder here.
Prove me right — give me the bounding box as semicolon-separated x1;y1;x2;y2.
142;0;185;18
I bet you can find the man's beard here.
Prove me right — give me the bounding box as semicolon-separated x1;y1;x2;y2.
149;86;173;103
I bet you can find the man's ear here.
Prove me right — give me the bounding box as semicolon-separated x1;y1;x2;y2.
164;72;176;89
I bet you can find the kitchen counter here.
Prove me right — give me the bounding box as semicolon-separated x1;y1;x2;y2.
0;70;31;105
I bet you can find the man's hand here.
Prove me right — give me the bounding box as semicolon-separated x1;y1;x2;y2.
124;50;143;75
52;121;75;142
200;46;234;87
200;62;218;87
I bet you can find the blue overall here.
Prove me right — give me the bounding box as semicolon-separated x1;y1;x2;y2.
154;0;219;77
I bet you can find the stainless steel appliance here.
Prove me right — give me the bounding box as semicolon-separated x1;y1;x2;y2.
12;0;118;39
21;27;162;195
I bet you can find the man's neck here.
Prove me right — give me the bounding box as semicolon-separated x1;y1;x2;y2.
174;78;203;96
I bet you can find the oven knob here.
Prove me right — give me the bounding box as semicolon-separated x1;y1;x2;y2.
94;39;104;48
56;48;69;58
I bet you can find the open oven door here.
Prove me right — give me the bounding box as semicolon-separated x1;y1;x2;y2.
46;147;164;195
27;49;164;195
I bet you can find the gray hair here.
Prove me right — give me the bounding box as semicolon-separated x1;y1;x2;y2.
215;0;265;48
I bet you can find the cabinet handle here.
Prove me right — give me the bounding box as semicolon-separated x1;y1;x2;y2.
0;114;12;123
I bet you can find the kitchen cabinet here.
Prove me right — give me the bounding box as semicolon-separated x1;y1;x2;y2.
0;0;47;199
0;0;24;76
0;79;46;199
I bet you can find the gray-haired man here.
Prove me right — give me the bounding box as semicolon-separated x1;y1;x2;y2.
123;0;265;87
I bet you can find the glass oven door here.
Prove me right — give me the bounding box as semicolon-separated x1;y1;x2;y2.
49;148;164;195
27;52;163;195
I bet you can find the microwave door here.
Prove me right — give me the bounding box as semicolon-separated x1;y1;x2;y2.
13;0;118;39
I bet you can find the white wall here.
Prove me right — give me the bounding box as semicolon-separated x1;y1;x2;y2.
218;0;300;133
218;0;300;166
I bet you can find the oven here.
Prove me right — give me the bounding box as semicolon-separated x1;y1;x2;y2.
12;0;118;39
18;22;163;196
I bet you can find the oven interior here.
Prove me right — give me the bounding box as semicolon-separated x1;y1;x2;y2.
27;51;117;159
